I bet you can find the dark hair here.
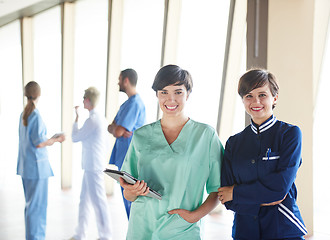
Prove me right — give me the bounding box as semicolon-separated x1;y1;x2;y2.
152;65;193;93
238;68;279;98
238;69;279;109
121;68;138;86
23;81;41;126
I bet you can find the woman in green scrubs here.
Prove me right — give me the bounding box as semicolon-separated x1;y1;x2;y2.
120;64;224;240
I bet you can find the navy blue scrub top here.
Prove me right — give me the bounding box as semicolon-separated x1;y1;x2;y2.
221;115;307;239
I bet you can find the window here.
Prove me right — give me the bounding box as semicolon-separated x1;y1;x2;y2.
72;0;109;187
73;0;108;116
120;0;164;123
34;7;62;185
0;20;23;188
177;0;231;129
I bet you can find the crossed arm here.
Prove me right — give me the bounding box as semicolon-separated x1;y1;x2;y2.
108;121;132;138
217;185;286;206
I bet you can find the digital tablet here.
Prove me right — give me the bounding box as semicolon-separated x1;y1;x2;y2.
104;169;162;200
51;132;64;138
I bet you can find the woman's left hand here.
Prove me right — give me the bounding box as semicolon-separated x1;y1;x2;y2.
56;134;66;143
261;194;287;206
218;185;234;204
168;209;198;223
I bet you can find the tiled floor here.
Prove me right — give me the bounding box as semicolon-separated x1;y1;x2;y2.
0;173;329;240
0;173;233;240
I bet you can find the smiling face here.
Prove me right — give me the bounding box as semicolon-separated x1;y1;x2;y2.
157;84;189;117
242;83;278;125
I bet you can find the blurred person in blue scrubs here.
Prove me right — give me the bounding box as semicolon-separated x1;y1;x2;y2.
17;81;65;240
107;68;146;218
71;87;112;240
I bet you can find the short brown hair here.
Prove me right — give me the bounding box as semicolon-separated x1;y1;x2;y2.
152;65;193;94
238;69;279;109
238;68;279;98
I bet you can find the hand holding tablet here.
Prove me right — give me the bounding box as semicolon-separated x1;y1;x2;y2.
104;169;162;200
51;132;65;139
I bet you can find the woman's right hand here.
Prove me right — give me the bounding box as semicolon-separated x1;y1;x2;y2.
119;177;150;202
74;106;79;114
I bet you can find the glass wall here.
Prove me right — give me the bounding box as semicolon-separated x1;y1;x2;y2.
177;0;231;129
73;0;108;114
120;0;164;123
72;0;109;187
0;0;247;238
33;6;62;187
0;0;243;190
232;38;247;135
0;20;23;191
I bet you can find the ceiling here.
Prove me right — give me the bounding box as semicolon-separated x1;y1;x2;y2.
0;0;42;17
0;0;75;27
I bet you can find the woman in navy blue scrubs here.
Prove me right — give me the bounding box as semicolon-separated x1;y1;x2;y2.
218;69;307;240
17;81;65;240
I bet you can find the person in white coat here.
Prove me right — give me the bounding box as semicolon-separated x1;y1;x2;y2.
71;87;112;240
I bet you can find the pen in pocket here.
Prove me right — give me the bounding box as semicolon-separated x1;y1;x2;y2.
265;148;271;160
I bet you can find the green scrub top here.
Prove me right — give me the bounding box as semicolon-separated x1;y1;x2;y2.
121;119;224;240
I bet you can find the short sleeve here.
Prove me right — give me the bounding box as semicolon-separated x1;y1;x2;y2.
30;112;47;147
116;102;141;131
206;131;224;193
121;134;139;178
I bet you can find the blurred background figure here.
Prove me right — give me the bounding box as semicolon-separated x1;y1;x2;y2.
17;81;65;240
71;87;112;240
108;68;146;219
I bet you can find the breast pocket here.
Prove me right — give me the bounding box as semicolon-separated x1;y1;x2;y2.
262;151;280;161
260;152;280;174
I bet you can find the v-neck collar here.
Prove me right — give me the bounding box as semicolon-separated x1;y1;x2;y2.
156;119;191;153
250;115;277;135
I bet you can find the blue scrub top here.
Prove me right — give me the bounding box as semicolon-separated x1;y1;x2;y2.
109;94;146;169
221;115;307;239
17;109;53;179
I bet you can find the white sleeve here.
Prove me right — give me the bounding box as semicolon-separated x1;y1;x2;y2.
71;118;95;142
